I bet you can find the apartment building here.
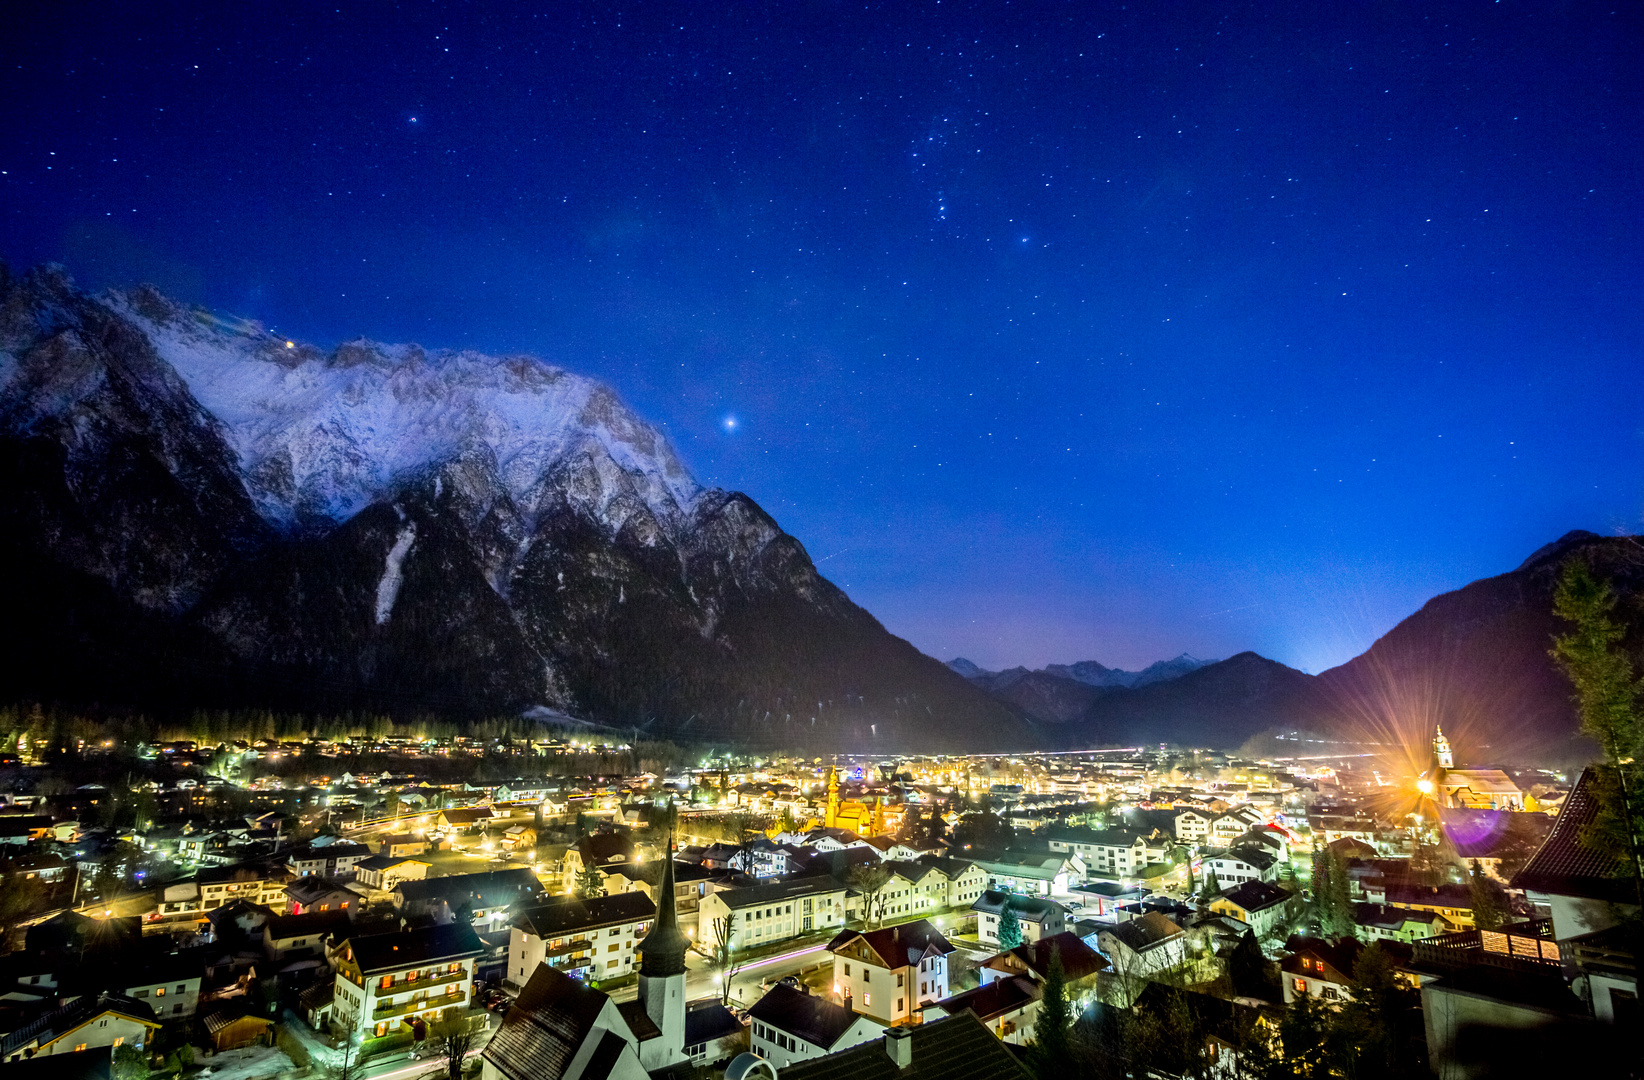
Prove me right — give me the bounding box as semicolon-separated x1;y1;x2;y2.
199;865;291;910
506;893;656;987
1173;809;1214;843
697;878;849;951
331;923;484;1038
915;856;988;908
1202;845;1279;887
1046;827;1148;881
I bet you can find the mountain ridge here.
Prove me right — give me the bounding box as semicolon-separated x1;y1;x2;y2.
0;264;1032;751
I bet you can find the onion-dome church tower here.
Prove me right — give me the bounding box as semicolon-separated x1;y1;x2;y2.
636;836;689;1070
1433;725;1454;769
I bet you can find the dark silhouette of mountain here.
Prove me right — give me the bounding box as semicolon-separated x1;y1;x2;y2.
0;264;1032;752
1312;530;1644;763
1072;651;1321;747
961;532;1644;755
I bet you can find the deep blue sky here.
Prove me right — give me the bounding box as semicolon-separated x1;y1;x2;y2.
3;2;1640;674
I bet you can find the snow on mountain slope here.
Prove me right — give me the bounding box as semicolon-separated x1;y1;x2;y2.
106;286;701;534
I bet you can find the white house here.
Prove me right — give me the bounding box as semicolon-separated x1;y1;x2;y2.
970;892;1066;947
747;985;882;1071
827;920;954;1026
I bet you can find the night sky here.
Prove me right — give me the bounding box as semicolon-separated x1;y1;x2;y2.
3;2;1640;674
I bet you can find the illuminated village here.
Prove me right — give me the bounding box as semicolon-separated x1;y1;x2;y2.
0;717;1627;1080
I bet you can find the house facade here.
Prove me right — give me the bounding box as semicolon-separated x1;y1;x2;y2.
696;878;849;951
971;891;1067;946
506;893;656;988
748;984;882;1071
827;920;954;1026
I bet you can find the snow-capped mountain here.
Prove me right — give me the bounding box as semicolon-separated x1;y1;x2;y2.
0;264;1026;750
107;286;701;538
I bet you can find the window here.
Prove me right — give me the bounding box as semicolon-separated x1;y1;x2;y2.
177;985;186;993
74;1045;88;1053
1293;978;1307;995
843;963;850;977
113;1038;124;1048
863;993;871;1006
156;988;166;997
606;960;618;970
897;974;904;987
609;944;619;953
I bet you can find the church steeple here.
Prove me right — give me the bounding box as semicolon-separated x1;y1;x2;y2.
636;833;688;1069
638;836;688;978
1434;725;1454;769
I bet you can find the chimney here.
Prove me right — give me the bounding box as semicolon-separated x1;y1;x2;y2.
883;1027;913;1068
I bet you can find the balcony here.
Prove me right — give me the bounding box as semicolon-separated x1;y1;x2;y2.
1412;919;1561;974
375;970;468;997
373;990;465;1022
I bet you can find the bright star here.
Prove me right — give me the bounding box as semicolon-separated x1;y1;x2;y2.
723;416;738;432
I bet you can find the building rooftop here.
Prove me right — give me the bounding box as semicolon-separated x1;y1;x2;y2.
482;964;614;1080
970;890;1063;921
827;919;954;968
1215;880;1292;914
779;1009;1031;1080
747;984;862;1050
1510;766;1636;903
514;893;656;938
346;922;484;976
936;975;1040;1023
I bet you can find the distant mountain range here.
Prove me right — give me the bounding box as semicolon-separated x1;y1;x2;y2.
0;265;1025;751
953;530;1644;759
944;655;1216;723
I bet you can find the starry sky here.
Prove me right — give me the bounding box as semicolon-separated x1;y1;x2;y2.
3;2;1640;675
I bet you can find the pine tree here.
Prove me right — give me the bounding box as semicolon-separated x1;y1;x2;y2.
1029;947;1071;1079
997;898;1023;950
575;865;606;899
1202;868;1223;900
1551;559;1644;909
1315;846;1354;941
1468;860;1509;931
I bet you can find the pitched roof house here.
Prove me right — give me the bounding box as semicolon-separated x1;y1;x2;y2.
747;984;882;1071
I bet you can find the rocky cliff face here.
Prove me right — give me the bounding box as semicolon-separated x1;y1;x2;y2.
0;265;1029;750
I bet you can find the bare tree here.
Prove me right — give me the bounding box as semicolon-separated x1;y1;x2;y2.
847;864;891;927
708;913;743;1004
427;1013;479;1080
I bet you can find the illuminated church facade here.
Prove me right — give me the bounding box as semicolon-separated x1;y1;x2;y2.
822;769;902;837
1426;727;1524;811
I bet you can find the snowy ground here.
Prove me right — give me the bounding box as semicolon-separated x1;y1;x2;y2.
195;1046;294;1080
